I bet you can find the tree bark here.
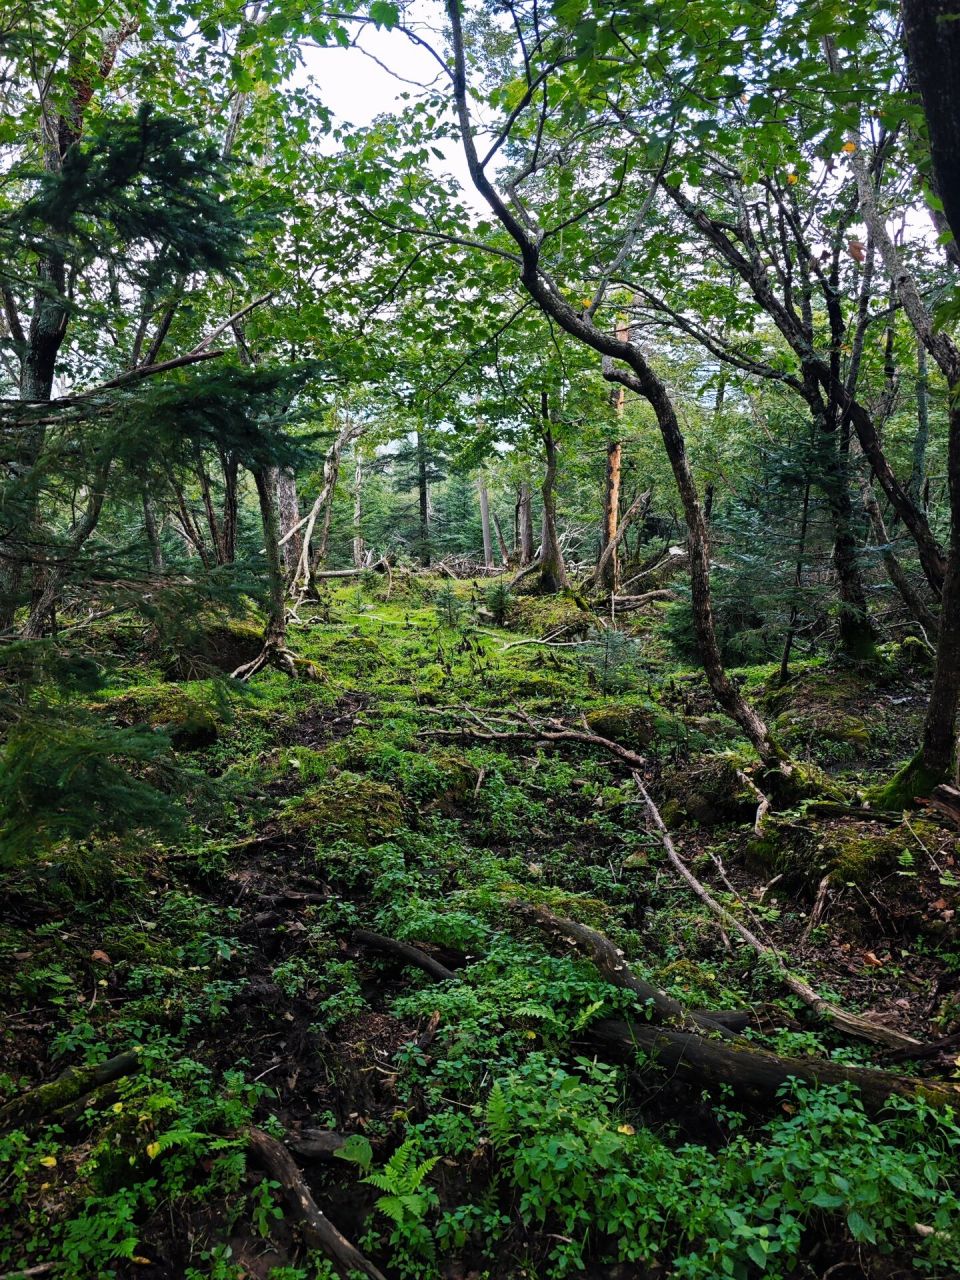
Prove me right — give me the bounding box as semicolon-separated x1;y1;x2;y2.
518;480;534;565
902;0;960;251
143;493;164;573
352;454;365;568
599;440;622;592
416;429;431;567
276;466;301;575
477;475;494;568
538;406;569;593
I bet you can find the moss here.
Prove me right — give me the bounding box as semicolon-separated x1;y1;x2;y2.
105;683;229;750
773;707;871;755
764;759;845;806
164;615;263;678
511;593;591;639
280;771;405;846
747;815;945;887
865;752;948;810
584;706;656;751
662;753;758;825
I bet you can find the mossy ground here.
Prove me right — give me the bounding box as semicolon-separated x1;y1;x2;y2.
2;577;959;1279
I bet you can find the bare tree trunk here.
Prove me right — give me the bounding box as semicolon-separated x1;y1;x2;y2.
910;339;930;503
292;420;360;595
779;477;811;685
538;405;569;593
276;466;301;575
352;454;365;568
417;430;431;567
220;452;239;565
492;510;511;565
477;475;494;568
599;439;622;592
518;480;534;565
143;493;164;573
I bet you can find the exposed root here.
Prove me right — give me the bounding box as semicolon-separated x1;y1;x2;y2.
248;1128;387;1280
632;775;923;1052
231;639;320;682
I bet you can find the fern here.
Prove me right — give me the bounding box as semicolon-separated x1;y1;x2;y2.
362;1140;440;1226
485;1081;513;1148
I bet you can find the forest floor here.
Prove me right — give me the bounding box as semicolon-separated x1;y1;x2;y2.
2;572;960;1280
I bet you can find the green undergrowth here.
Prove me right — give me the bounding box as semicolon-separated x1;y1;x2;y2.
2;579;959;1279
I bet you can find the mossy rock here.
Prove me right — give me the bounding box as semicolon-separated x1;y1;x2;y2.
773;707;871;755
280;772;405;846
584;706;656;751
106;684;229;750
662;754;758;825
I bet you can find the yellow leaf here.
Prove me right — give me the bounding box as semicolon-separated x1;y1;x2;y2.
131;1258;153;1266
786;173;798;185
617;1123;636;1135
841;141;857;153
39;1156;57;1168
111;1102;124;1113
146;1142;161;1159
581;298;592;309
524;1030;538;1040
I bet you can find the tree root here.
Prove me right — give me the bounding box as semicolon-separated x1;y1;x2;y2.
231;639;320;682
0;1049;141;1131
248;1128;387;1280
592;1018;960;1111
353;929;457;982
632;775;923;1051
510;902;743;1039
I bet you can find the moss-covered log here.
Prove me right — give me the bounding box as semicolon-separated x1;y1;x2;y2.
0;1050;141;1131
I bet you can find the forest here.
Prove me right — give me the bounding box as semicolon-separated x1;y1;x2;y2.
3;0;960;1276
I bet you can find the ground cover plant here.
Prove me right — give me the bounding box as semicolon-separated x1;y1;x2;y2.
3;1;960;1276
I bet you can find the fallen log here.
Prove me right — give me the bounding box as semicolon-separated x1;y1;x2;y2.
632;775;922;1052
0;1050;141;1131
353;930;456;982
248;1128;387;1280
420;707;647;772
287;1129;350;1160
592;1018;960;1112
511;902;742;1039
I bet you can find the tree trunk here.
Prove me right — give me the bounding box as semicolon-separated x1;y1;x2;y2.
518;480;534;565
820;433;875;658
276;466;301;575
352;454;365;568
911;339;931;503
902;0;960;250
599;439;622;592
477;475;494;568
256;468;287;652
492;510;511;565
220;452;239;565
143;493;164;573
416;429;431;567
919;403;960;782
538;406;569;593
20;461;112;638
862;484;938;632
779;477;811;684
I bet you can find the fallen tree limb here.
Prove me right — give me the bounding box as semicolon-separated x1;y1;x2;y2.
632;775;922;1051
592;1018;960;1111
0;1050;142;1131
420;707;647;772
610;589;676;612
511;902;741;1039
353;929;456;982
248;1128;388;1280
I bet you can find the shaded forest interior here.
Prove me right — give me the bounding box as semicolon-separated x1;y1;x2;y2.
4;2;960;1278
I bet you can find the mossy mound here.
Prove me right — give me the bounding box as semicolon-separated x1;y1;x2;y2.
748;816;949;887
865;752;947;810
662;753;758;825
163;615;263;679
773;706;871;756
584;706;657;751
490;666;577;705
105;683;230;750
511;593;591;639
280;771;405;846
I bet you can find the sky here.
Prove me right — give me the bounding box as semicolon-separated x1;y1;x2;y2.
298;2;480;202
